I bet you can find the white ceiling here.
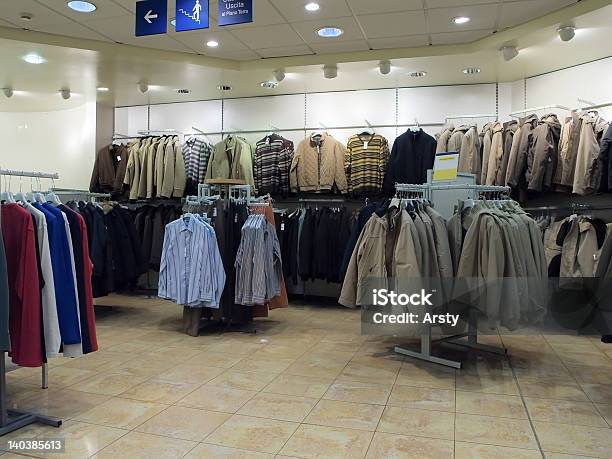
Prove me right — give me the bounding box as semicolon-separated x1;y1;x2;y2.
0;0;579;60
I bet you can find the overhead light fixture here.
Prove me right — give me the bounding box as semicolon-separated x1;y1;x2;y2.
260;81;278;89
323;64;338;79
452;16;470;25
462;67;481;75
558;26;576;42
217;84;232;91
96;87;109;92
378;60;391;75
66;1;97;13
501;45;519;61
305;2;320;12
138;81;149;94
2;87;13;98
273;69;286;82
60;88;71;100
19;13;33;21
317;27;343;38
23;53;45;64
207;40;219;48
408;71;427;78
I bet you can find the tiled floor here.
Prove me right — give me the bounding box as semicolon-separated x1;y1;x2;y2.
3;294;612;458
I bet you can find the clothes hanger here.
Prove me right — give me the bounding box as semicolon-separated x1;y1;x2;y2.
45;178;62;205
0;173;16;203
14;176;27;203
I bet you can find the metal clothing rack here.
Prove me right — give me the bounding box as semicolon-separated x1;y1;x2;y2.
51;188;111;201
392;182;508;369
509;104;572;118
0;168;62;435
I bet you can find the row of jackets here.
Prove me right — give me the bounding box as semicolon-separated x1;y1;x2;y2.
133;204;183;273
1;201;98;367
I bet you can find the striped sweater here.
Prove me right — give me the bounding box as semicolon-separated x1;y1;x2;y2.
254;134;294;196
345;133;390;196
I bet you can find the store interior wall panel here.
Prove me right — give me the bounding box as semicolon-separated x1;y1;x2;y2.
114;105;149;137
149;100;223;135
223;94;306;132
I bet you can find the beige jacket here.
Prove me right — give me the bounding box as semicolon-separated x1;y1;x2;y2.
572;113;609;195
526;114;561;192
457;126;481;181
496;121;518;186
124;138;149;200
206;136;255;189
480;123;493;184
485;122;504;185
123;139;141;200
291;133;347;193
447;125;469;153
436;126;455;154
157;137;186;198
505;114;538;188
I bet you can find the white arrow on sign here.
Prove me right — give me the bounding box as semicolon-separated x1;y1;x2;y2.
144;10;158;23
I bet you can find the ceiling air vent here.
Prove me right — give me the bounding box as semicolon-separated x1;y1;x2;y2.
176;88;191;94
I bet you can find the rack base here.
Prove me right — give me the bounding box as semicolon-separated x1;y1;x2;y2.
0;410;61;436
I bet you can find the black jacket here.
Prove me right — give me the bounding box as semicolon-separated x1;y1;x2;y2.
382;129;437;194
598;124;612;192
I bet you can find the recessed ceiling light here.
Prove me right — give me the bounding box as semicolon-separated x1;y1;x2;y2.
317;27;343;38
207;40;219;48
462;67;481;75
19;13;33;21
260;81;278;89
23;54;45;64
305;2;320;12
97;87;109;92
170;19;176;27
452;16;470;25
67;1;97;13
408;71;427;77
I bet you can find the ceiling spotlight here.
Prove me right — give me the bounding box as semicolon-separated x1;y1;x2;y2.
97;87;109;92
2;87;13;98
260;81;278;89
217;84;232;91
207;40;219;48
305;2;320;12
273;69;286;82
462;67;481;75
452;16;470;25
19;13;33;21
408;71;427;77
317;27;343;38
379;60;391;75
501;45;519;61
23;54;45;64
323;64;338;79
558;26;576;42
138;81;149;94
66;1;97;13
60;88;71;100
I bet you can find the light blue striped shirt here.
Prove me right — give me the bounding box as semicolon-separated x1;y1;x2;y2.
159;214;225;308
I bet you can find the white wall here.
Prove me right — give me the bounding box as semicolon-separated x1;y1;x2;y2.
0;102;96;190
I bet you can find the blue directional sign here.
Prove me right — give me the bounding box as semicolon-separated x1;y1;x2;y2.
218;0;253;26
176;0;209;31
135;0;167;36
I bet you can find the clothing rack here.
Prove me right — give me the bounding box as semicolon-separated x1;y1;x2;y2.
51;188;111;200
524;202;612;214
574;100;612;111
445;114;497;122
0;169;62;435
509;104;572;118
392;182;508;369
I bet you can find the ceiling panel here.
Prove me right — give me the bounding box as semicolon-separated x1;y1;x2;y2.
41;0;130;21
369;35;430;50
427;4;500;33
257;44;313;58
499;0;577;29
221;49;261;60
109;0;137;13
358;11;428;39
29;21;113;42
0;0;74;26
0;18;18;28
269;0;352;22
310;39;369;54
231;24;304;48
292;16;364;43
427;0;502;7
431;29;494;45
131;35;197;53
172;28;249;52
347;0;423;15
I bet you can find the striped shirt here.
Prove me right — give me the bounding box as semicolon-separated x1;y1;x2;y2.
254;134;294;196
345;134;390;196
183;138;213;185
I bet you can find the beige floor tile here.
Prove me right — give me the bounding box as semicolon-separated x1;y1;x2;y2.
185;443;273;458
250;344;308;359
456;371;520;395
337;362;399;384
323;380;391;405
262;374;333;398
119;378;199;404
518;378;589;402
13;388;110;420
550;343;604;355
205;414;298;454
283;358;346;379
143;346;204;362
71;370;151;396
454;442;541;459
595;403;612;426
135;406;230;441
366;432;453;459
305;399;383;431
455;413;538;449
193;352;245;369
525;397;608;427
23;367;96;388
580;382;612;404
237;357;295;374
377;406;454;440
395;362;456;389
207;370;277;391
95;431;196;459
456;391;527;419
558;351;612;368
73;397;167;429
237;392;317;422
534;421;612;457
279;424;373;459
33;420;127;459
569;365;612;384
387;385;455;412
155;363;224;385
176;385;257;413
544;453;595;459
